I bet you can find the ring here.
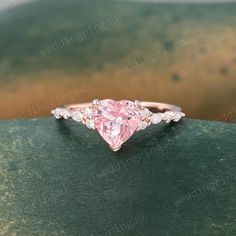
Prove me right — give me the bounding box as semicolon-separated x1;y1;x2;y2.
51;99;185;151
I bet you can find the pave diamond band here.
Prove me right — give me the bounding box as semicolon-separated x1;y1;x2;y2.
51;99;185;151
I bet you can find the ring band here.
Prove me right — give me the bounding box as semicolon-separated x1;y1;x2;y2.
64;101;182;113
52;99;185;151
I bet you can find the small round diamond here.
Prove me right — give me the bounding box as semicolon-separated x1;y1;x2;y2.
61;110;70;119
138;121;148;130
140;108;151;118
84;107;93;117
86;120;95;129
71;111;83;122
163;111;175;123
92;99;99;106
151;113;163;124
173;112;185;122
52;108;69;119
52;109;61;119
172;112;181;122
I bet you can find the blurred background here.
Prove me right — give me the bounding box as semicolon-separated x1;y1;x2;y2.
0;0;235;121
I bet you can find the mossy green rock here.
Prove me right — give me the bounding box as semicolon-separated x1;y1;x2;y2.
0;118;235;235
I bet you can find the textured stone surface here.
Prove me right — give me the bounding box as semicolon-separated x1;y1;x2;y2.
0;118;235;235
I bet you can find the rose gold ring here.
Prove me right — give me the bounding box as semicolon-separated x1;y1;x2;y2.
51;99;185;151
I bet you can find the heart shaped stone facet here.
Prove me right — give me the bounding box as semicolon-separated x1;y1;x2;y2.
93;99;142;150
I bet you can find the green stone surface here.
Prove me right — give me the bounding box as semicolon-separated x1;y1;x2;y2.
0;118;235;235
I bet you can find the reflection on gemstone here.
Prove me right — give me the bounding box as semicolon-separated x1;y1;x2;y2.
93;99;142;150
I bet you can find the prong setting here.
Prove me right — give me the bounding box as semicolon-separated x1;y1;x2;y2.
134;100;141;107
92;99;99;106
110;145;121;152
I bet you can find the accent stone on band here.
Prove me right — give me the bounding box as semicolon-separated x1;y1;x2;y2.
71;111;83;122
52;108;71;120
138;121;149;130
163;111;185;123
84;107;93;117
151;113;164;124
140;108;152;118
86;119;95;129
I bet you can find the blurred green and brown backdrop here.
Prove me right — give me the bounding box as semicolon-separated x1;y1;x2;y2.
0;0;236;121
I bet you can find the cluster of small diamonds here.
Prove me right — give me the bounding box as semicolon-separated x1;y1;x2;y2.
51;102;98;130
51;108;71;120
137;105;185;131
137;107;152;131
163;111;185;123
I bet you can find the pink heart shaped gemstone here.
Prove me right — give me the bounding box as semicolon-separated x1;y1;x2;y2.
93;99;142;151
